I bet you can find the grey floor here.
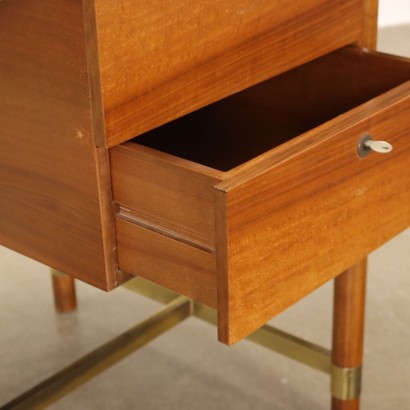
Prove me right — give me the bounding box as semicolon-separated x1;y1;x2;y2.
1;26;409;410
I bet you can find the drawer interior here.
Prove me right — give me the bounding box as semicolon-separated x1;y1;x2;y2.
133;47;410;171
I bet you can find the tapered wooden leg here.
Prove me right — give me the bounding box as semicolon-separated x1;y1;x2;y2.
331;259;367;410
51;270;77;312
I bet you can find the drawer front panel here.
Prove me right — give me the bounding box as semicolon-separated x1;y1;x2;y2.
94;0;364;146
216;83;410;344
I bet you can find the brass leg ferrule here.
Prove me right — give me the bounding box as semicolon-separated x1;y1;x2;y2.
331;365;362;401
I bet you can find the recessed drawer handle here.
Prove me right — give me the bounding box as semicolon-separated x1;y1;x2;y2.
358;134;393;157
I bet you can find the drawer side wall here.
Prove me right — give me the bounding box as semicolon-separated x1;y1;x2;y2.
110;144;222;251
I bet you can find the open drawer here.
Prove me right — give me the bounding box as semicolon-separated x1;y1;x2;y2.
110;47;410;345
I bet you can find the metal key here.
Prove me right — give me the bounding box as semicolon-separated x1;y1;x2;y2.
357;134;393;157
363;139;393;154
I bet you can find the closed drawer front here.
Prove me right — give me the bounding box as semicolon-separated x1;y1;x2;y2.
110;47;410;344
94;0;364;147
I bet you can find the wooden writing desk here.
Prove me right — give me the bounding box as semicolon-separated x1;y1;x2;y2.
1;1;409;408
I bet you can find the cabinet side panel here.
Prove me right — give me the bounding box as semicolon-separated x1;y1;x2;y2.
0;0;114;289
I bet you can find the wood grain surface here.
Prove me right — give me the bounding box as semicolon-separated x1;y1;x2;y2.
332;260;367;368
115;218;217;307
0;0;116;289
110;144;223;251
360;0;379;49
92;0;364;146
216;80;410;344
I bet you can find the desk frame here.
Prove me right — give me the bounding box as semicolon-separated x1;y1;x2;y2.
1;263;365;410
